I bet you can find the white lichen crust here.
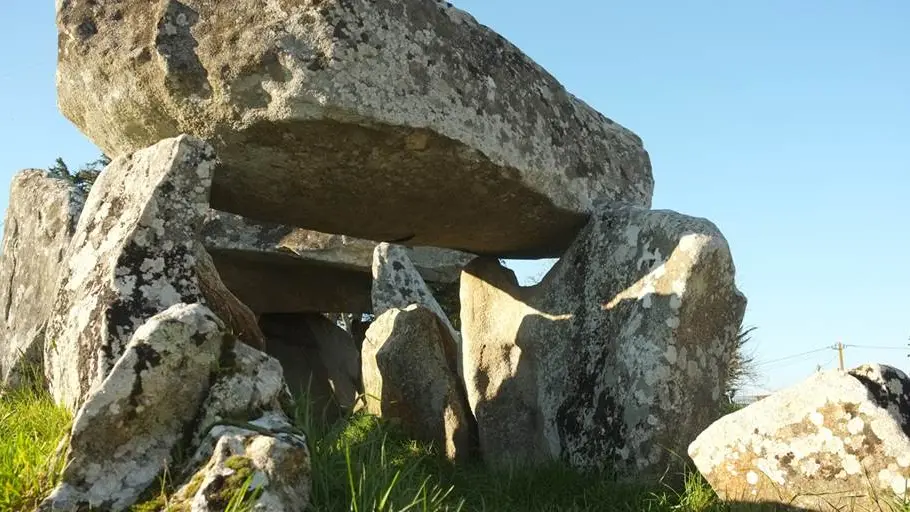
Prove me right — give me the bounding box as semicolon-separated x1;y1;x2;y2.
43;135;217;411
688;364;910;512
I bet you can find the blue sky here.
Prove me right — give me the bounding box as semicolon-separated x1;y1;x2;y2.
1;1;908;394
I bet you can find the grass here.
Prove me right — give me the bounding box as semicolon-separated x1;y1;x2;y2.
3;385;909;512
0;385;71;511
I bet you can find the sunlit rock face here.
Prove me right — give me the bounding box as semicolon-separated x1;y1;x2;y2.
0;170;84;389
56;0;652;257
690;364;910;512
460;204;746;475
44;136;218;411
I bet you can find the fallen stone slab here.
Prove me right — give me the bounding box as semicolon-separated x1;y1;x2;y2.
57;0;652;256
0;170;84;389
39;303;225;512
689;364;910;512
202;210;472;313
461;204;746;475
362;305;475;461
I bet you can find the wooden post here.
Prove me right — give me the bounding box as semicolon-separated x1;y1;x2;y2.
837;341;845;371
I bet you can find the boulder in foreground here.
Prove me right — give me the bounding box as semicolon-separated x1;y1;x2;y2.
689;364;910;512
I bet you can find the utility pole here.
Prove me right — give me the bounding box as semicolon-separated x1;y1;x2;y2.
836;341;845;371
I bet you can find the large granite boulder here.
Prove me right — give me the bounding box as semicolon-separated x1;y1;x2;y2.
690;364;910;512
259;313;361;416
362;305;475;461
0;170;84;389
43;136;252;410
57;0;652;256
202;210;472;313
39;303;225;512
460;204;746;475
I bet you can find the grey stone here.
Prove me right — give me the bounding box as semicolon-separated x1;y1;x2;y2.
460;204;746;475
689;364;910;512
44;135;217;411
193;339;290;447
39;303;225;512
172;412;311;512
57;0;652;256
372;243;458;343
362;305;475;461
0;170;84;389
259;313;360;417
202;210;472;313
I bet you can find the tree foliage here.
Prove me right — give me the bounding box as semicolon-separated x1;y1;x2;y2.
47;154;111;194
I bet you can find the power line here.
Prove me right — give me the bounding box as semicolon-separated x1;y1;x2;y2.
843;344;907;351
754;346;833;367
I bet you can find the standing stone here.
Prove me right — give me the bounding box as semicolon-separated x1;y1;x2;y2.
0;170;84;389
39;303;225;512
461;204;746;475
372;243;458;342
202;210;472;313
689;364;910;512
259;313;360;417
362;305;475;461
57;0;652;256
44;135;219;411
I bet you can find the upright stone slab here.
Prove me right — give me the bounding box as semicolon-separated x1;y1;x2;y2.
362;305;475;461
44;136;216;410
57;0;652;256
195;243;266;349
0;170;84;388
202;210;472;313
689;364;910;512
461;204;746;475
372;243;458;341
39;304;225;512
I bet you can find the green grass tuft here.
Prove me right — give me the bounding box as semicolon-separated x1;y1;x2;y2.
0;386;72;511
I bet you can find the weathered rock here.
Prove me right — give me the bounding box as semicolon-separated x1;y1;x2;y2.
372;243;458;342
202;210;472;313
39;303;225;512
259;313;360;417
172;412;311;512
362;305;474;461
42;136;251;411
57;0;652;256
44;135;216;410
460;204;746;474
0;170;84;389
193;339;290;447
689;364;910;512
195;243;266;349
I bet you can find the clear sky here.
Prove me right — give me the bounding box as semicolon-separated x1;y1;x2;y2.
1;1;908;394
